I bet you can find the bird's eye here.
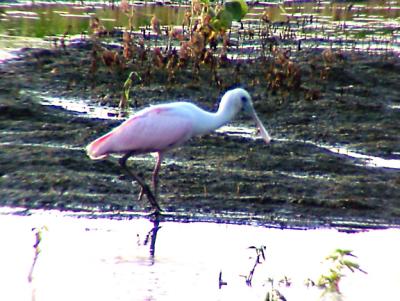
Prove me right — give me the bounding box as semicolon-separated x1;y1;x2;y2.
241;96;248;103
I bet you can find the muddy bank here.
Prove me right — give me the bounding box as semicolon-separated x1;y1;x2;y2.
0;42;399;228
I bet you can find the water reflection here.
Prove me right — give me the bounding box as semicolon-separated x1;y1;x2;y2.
0;2;187;37
0;208;400;301
0;0;399;53
146;216;161;258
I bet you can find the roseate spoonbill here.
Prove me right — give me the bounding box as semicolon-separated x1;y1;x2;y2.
86;88;271;213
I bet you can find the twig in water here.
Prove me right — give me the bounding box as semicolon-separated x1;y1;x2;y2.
242;245;267;286
28;226;48;283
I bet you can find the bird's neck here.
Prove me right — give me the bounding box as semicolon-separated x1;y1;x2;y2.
196;101;239;134
214;101;240;127
190;97;240;136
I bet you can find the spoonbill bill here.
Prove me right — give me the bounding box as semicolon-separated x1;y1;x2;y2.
86;88;271;213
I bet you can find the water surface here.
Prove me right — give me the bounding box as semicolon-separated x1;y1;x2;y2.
0;208;399;301
1;0;399;53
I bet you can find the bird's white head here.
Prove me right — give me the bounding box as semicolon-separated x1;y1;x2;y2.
220;88;271;144
220;88;252;115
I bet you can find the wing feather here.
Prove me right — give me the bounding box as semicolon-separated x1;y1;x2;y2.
87;106;193;158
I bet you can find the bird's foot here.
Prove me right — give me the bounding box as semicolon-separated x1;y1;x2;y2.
147;207;162;219
147;196;162;215
137;186;162;214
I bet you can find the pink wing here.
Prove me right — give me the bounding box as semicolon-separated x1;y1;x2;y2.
87;107;193;159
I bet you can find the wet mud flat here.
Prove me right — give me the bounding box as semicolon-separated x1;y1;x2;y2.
0;42;400;228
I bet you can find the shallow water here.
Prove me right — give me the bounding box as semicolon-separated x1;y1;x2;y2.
0;0;399;54
1;208;399;301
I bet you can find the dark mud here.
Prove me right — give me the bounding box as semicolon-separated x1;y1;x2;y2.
1;42;400;229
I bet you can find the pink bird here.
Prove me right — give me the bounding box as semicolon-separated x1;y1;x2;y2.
86;88;271;213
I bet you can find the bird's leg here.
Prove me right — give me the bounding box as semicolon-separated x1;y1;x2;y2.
138;152;163;201
119;152;162;213
138;187;145;201
152;152;163;199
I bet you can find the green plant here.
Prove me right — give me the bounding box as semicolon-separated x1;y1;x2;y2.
119;71;141;111
316;249;367;296
203;0;249;32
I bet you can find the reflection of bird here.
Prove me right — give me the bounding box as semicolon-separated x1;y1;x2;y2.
86;88;271;213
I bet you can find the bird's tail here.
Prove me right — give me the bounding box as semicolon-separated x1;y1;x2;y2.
86;132;113;160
